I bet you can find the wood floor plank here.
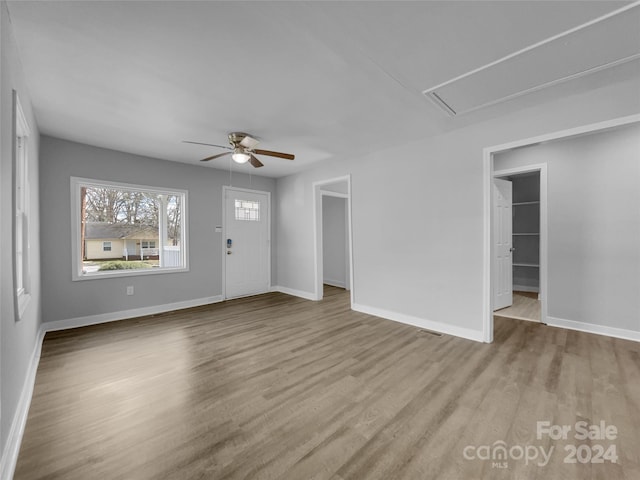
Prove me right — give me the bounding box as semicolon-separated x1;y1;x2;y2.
494;291;541;322
14;286;640;479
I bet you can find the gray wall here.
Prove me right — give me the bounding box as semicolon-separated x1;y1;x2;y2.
494;123;640;332
1;0;42;464
322;195;348;289
276;77;640;339
39;136;277;323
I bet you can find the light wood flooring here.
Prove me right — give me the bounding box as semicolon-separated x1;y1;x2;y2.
494;291;541;322
15;286;640;479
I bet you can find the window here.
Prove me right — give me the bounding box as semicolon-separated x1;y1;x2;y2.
71;177;188;280
235;199;260;221
14;92;31;319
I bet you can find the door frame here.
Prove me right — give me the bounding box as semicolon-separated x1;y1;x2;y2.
482;113;640;343
493;164;548;325
222;186;271;300
312;175;354;306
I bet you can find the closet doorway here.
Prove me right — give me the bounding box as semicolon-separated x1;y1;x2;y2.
493;166;546;323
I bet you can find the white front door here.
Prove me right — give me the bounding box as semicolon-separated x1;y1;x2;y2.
224;187;270;299
493;178;513;310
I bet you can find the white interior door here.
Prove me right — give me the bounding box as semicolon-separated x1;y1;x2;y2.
493;178;513;310
224;187;270;299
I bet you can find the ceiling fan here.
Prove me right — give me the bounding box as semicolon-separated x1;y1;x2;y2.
184;132;295;168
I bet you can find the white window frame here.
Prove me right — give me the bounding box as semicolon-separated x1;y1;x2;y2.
14;91;31;319
70;177;189;281
102;241;112;252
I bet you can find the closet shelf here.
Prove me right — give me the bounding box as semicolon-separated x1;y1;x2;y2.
513;201;540;206
513;233;539;236
513;263;540;268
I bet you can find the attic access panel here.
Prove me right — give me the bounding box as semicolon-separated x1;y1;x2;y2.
423;5;640;116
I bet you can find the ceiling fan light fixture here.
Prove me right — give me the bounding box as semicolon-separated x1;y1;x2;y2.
231;149;250;164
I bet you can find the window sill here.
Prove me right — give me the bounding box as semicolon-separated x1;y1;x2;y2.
72;265;189;281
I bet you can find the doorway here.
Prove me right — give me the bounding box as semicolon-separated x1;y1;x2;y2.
223;186;270;299
312;175;354;305
322;194;350;290
492;170;543;323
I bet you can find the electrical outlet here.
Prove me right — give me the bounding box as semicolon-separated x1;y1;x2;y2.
126;286;134;296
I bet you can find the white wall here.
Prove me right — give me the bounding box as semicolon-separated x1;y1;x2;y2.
276;77;640;341
494;123;640;333
0;1;42;475
39;136;277;324
322;195;348;289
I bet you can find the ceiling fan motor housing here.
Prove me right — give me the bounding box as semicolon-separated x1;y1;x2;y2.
229;132;251;146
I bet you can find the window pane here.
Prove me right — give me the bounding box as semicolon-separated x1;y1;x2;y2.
16;213;24;291
77;182;186;277
14;93;30;310
235;198;260;221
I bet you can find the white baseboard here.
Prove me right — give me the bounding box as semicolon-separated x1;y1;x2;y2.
0;327;45;480
352;303;484;343
270;286;319;301
323;279;346;289
546;316;640;342
43;295;224;333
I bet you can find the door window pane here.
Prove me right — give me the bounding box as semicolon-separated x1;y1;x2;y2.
235;199;260;221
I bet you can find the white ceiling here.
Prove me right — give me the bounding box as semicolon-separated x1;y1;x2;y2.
6;1;637;177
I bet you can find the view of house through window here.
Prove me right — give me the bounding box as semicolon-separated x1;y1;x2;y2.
73;179;187;277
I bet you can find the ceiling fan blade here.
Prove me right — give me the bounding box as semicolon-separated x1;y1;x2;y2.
200;152;231;162
253;149;295;160
249;154;264;168
183;140;232;150
240;135;260;149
